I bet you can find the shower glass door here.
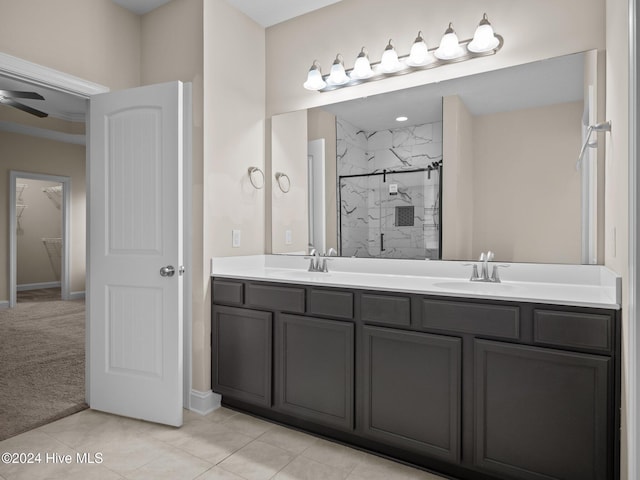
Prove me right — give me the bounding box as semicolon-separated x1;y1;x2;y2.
339;168;441;260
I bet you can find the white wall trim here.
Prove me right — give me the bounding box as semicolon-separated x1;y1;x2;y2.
0;121;86;145
189;390;221;416
17;281;61;291
0;51;109;98
183;83;194;409
69;291;85;300
629;1;639;479
9;171;71;308
0;301;9;310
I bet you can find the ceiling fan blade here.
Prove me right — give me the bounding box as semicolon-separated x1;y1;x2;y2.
0;98;48;117
0;90;45;100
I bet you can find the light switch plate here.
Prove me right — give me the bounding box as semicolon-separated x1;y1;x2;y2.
232;229;241;248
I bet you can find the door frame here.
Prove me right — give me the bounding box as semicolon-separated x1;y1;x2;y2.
0;51;193;410
629;0;639;478
9;171;70;306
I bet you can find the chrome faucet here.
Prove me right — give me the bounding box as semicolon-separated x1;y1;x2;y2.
305;248;336;273
467;251;507;283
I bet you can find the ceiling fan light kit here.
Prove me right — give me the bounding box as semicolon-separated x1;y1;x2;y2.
0;89;48;117
304;13;503;92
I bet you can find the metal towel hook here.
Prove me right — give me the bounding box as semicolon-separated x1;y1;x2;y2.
247;167;265;189
576;121;611;170
275;172;291;193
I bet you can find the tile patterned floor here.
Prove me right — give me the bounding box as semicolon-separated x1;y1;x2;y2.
0;408;448;480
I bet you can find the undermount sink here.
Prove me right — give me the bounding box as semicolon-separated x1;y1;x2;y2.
432;281;516;293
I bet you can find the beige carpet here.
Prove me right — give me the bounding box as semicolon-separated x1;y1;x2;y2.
0;293;87;441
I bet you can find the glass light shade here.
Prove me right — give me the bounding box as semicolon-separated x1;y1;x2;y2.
434;23;464;60
407;31;430;66
327;54;349;85
467;14;499;53
380;40;403;73
303;62;326;90
351;48;373;79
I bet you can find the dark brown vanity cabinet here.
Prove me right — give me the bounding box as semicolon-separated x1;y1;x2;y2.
275;314;354;430
474;339;611;480
211;278;620;480
211;305;272;407
362;326;461;462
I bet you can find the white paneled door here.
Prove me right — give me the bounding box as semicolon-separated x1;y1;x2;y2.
89;82;184;426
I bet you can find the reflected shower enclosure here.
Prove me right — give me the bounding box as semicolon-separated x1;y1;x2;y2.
337;118;443;260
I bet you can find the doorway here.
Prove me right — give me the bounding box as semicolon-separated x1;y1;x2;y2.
10;172;71;307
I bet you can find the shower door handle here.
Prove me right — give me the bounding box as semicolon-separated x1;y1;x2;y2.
160;265;175;277
380;233;385;252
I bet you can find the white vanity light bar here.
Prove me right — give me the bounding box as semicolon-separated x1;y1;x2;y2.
304;14;503;93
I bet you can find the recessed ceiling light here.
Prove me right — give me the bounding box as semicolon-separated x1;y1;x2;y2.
396;116;408;122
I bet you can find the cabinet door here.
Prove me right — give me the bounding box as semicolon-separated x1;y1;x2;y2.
275;314;354;430
362;326;461;462
212;305;272;407
474;339;611;480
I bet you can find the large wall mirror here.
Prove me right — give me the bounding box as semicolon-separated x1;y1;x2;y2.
270;50;604;264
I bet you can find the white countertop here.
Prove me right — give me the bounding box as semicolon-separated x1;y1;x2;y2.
210;255;621;310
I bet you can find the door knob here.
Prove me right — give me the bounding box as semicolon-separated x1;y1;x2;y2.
160;265;175;277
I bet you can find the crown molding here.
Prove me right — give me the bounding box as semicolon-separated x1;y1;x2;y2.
0;52;109;98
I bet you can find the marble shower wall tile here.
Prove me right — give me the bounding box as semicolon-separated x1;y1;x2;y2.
337;119;443;259
337;118;368;176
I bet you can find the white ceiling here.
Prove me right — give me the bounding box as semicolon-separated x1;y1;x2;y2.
322;52;585;132
111;0;342;26
224;0;342;27
111;0;172;15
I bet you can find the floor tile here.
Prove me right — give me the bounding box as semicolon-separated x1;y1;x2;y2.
347;454;444;480
256;425;318;455
0;430;76;480
201;408;239;425
301;438;366;473
194;466;246;480
123;448;212;480
273;455;349;480
217;440;295;480
221;413;275;438
86;434;175;475
171;423;255;465
39;410;145;450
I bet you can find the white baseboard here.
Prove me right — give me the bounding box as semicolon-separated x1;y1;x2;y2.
69;291;85;300
17;281;61;291
189;389;221;416
0;301;8;309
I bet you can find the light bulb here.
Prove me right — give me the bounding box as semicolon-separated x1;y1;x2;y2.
468;13;499;53
380;40;403;73
327;54;349;85
407;31;430;66
351;47;373;79
303;61;327;90
434;23;464;60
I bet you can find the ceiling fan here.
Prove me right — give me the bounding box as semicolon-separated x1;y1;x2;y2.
0;90;48;118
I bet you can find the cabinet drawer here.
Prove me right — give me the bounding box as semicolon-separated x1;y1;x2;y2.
308;288;353;319
534;310;612;353
422;299;519;339
361;293;411;327
246;283;305;313
212;279;244;305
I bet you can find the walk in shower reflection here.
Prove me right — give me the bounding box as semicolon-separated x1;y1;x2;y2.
339;166;441;259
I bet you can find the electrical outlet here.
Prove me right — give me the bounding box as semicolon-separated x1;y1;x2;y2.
285;229;293;245
232;229;241;248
